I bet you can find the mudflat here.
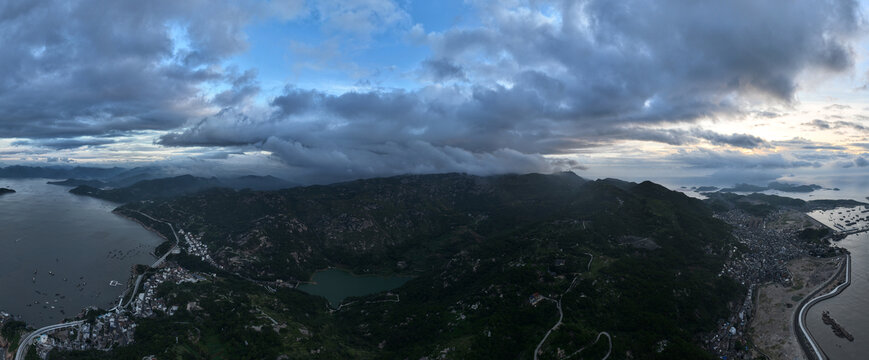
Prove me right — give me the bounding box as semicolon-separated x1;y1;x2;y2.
748;256;840;359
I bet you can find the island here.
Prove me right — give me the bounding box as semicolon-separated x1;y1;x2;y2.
0;188;15;195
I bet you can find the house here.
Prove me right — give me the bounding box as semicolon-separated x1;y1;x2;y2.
554;259;566;267
528;292;544;306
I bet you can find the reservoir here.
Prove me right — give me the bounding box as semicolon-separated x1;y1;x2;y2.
0;179;162;327
298;268;411;308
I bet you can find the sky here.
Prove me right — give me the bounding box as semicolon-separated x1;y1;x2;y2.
3;0;869;187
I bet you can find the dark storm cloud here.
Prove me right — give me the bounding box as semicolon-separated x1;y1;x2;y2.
0;0;300;140
419;0;859;120
670;149;821;170
838;155;869;168
11;138;116;150
607;128;769;149
2;0;862;182
690;130;769;149
801;145;848;150
772;137;850;151
805;119;868;132
212;69;261;108
157;0;859;182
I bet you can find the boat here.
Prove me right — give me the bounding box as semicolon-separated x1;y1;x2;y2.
108;280;123;287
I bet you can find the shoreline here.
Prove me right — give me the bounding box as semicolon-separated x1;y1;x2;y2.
747;256;840;360
112;209;171;243
794;253;852;360
4;210;164;330
7;208;171;360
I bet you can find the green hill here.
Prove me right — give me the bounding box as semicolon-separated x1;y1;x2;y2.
52;172;743;359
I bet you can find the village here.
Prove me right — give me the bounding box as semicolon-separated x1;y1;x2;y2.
32;311;136;358
178;229;216;266
24;264;205;358
703;208;848;360
0;227;211;359
130;265;205;318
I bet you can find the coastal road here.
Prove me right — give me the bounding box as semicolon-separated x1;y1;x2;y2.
128;209;182;261
795;254;851;360
115;210;180;311
118;273;145;309
15;320;84;360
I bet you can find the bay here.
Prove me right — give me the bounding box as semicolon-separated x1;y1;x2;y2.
0;179;162;327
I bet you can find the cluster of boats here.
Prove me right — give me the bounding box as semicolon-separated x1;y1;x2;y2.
828;207;869;232
31;268;58;283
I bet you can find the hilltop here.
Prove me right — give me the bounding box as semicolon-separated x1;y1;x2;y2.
67;174;296;203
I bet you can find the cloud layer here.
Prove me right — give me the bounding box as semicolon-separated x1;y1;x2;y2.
0;0;864;183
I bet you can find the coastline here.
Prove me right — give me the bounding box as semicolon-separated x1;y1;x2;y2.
794;253;852;360
6;206;171;360
748;256;841;360
112;209;171;243
3;209;165;331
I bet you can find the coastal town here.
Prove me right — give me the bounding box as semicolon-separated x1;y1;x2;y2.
0;226;210;360
31;310;136;357
129;265;204;318
702;207;850;360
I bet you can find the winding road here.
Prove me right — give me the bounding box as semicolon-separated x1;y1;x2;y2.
533;273;610;360
565;332;612;360
533;297;563;360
